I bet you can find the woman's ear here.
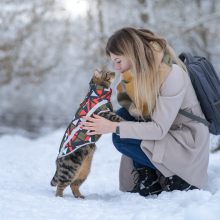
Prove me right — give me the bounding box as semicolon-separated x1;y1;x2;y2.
94;69;101;78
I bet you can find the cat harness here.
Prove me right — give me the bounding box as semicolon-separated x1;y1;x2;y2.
58;84;113;158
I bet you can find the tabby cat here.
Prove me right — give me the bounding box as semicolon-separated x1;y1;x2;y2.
50;69;124;198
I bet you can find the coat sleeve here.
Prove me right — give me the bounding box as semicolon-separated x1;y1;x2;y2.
119;65;189;140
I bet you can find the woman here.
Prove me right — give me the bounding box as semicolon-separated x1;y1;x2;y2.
81;27;210;197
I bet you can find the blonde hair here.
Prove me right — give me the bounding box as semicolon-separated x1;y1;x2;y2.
106;27;188;116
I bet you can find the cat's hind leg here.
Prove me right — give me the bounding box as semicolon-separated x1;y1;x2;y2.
55;157;78;197
56;184;69;197
70;146;96;199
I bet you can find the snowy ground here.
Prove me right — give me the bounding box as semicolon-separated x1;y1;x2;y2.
0;129;220;220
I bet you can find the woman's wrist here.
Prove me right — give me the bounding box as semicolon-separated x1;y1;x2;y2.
112;122;119;133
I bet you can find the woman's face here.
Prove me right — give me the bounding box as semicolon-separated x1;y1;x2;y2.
110;52;132;74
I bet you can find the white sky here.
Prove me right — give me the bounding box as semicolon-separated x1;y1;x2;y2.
63;0;89;18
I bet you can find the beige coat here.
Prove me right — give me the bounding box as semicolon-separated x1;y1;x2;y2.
118;64;210;191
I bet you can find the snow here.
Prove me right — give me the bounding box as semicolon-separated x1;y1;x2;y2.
0;130;220;220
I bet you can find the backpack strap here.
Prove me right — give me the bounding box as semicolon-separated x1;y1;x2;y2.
179;53;194;64
178;109;210;127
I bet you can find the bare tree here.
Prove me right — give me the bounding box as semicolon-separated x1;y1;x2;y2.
1;0;220;138
0;0;71;86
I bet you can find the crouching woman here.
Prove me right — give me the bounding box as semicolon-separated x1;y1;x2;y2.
82;27;210;197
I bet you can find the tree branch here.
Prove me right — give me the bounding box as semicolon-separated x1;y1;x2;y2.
180;12;220;34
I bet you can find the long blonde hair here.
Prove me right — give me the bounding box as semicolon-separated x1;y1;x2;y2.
106;27;187;116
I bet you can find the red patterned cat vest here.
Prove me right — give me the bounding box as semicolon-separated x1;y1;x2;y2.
58;84;113;158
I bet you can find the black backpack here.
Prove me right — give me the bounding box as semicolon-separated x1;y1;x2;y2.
178;52;220;135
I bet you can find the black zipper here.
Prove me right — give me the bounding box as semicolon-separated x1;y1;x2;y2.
205;59;220;85
186;65;211;106
194;56;220;87
194;63;220;100
186;64;220;133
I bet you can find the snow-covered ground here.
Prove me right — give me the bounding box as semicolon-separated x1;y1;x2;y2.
0;129;220;220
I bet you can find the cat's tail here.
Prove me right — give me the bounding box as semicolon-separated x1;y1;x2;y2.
50;170;58;186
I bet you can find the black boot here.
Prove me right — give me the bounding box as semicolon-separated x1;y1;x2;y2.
127;167;162;196
164;175;198;192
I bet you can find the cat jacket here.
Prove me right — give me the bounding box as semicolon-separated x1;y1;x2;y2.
58;84;113;158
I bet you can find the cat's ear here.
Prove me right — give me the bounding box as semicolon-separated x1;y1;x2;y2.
94;69;101;78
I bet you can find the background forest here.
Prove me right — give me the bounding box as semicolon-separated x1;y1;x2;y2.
1;0;220;138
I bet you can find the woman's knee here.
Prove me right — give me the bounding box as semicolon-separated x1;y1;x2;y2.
112;133;124;153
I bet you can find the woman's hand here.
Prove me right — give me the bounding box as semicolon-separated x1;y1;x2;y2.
79;114;119;135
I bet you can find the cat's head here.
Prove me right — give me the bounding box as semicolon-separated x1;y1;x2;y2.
89;69;115;88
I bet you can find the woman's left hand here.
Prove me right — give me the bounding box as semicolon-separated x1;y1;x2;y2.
80;114;119;135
